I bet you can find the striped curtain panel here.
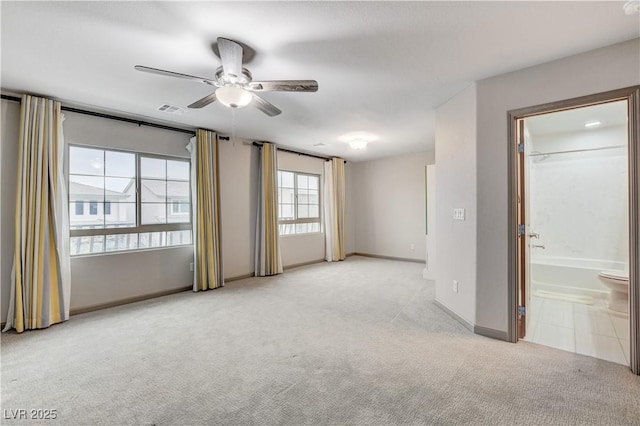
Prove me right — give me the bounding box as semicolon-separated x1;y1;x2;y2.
4;95;71;333
255;142;283;276
188;129;224;291
324;158;346;261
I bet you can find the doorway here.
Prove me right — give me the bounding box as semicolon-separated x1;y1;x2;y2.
508;87;640;374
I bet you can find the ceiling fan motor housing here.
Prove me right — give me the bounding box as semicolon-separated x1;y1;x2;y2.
215;67;252;86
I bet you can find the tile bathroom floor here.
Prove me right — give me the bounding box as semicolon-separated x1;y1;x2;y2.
523;295;630;365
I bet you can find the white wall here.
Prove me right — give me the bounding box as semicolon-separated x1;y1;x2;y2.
475;38;640;334
352;151;434;261
434;83;477;326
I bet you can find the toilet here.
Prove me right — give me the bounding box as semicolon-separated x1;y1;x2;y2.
598;270;629;313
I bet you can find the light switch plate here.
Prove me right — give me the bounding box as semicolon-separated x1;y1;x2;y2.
453;208;465;221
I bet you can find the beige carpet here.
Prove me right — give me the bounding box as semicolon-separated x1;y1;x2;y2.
1;256;638;425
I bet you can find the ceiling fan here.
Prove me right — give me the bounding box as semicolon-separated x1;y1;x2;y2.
135;37;318;117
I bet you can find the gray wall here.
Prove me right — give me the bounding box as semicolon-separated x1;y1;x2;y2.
277;151;326;267
1;101;196;318
475;38;640;333
218;140;258;278
1;99;20;321
0;102;348;319
345;162;356;255
63;110;194;312
352;151;435;261
435;83;477;326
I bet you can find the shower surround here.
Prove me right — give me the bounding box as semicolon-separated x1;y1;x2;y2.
528;125;628;299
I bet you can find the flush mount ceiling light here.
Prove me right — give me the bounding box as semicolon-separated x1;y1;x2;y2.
215;86;253;108
349;140;368;150
584;121;602;128
338;131;379;150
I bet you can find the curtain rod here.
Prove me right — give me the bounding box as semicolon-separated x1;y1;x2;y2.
2;94;345;162
251;141;346;163
1;94;196;136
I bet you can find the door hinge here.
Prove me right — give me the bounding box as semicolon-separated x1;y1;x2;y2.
518;224;526;236
518;306;526;317
517;143;525;153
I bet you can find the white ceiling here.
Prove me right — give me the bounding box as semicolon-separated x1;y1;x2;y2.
1;2;638;161
526;100;628;137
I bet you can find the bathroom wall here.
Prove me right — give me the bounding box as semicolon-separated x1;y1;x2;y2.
528;125;629;268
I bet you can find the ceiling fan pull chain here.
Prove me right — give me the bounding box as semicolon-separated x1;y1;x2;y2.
231;108;237;147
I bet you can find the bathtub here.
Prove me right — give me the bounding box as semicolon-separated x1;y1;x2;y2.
530;256;626;299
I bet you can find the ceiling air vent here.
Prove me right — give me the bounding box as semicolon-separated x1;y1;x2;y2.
157;104;186;115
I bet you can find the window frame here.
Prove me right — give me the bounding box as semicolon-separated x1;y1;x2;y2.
277;170;322;234
67;144;192;248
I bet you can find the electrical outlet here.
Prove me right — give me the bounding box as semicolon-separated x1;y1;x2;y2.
189;262;194;271
453;280;459;293
410;243;415;250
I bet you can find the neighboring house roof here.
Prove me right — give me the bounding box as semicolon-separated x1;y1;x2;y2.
141;179;189;202
69;181;131;200
69;179;188;202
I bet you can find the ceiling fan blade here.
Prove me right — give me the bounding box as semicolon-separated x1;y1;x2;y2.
217;37;243;80
247;80;319;92
134;65;216;85
251;94;282;117
187;93;217;109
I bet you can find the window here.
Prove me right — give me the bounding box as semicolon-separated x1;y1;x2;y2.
171;201;190;214
68;145;192;255
277;170;321;235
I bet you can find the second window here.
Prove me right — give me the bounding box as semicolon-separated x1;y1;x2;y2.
277;170;321;235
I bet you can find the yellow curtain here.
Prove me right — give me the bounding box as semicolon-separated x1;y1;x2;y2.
190;129;224;291
324;158;346;261
4;95;71;333
255;142;283;276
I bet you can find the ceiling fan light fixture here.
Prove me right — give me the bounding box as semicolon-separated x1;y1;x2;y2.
215;86;252;108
